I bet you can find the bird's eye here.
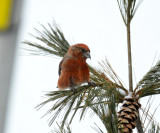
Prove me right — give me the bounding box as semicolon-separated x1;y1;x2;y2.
81;48;85;52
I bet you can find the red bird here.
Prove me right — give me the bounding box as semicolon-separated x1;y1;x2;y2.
57;43;94;92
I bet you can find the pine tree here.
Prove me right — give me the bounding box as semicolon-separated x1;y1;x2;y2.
24;0;160;133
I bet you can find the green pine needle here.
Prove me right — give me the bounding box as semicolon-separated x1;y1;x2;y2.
23;22;70;57
134;60;160;98
25;21;127;130
117;0;144;25
51;122;72;133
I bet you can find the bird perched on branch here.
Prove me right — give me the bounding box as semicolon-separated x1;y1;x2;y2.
57;43;95;92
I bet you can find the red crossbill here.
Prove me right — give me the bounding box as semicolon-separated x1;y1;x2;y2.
57;43;94;92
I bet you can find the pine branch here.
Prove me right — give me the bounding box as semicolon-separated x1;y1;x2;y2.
21;0;160;132
23;22;70;57
91;123;105;133
148;122;160;133
117;0;144;25
117;0;144;93
134;60;160;98
36;66;126;128
90;93;118;133
117;1;145;132
24;22;127;130
24;20;160;133
37;85;92;128
127;20;133;92
51;122;72;133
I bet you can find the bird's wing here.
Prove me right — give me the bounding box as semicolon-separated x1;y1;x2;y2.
58;55;78;76
58;58;64;76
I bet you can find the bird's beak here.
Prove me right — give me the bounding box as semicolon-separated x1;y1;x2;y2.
84;51;91;59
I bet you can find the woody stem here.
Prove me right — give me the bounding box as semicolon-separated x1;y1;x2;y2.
127;2;144;133
127;2;133;93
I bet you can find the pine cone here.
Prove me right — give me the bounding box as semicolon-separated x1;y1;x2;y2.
118;93;141;133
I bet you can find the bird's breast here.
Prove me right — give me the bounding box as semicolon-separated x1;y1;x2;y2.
58;58;90;89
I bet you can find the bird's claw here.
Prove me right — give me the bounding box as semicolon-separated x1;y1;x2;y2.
71;88;77;93
88;81;96;87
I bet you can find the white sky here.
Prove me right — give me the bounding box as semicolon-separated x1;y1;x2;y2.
4;0;160;133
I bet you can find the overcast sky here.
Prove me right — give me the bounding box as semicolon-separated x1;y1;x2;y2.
4;0;160;133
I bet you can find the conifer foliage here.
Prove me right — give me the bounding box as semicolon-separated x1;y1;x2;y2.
24;1;160;133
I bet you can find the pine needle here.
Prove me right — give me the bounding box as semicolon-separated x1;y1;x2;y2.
134;60;160;98
23;22;70;57
24;21;127;130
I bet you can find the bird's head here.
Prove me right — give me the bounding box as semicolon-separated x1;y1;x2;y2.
68;43;91;60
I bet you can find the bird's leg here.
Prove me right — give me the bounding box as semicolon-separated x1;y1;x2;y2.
70;78;77;93
88;81;96;87
71;87;77;93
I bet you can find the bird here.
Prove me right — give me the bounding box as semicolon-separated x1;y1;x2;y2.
57;43;95;92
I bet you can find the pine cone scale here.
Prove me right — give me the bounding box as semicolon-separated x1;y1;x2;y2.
118;94;141;133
